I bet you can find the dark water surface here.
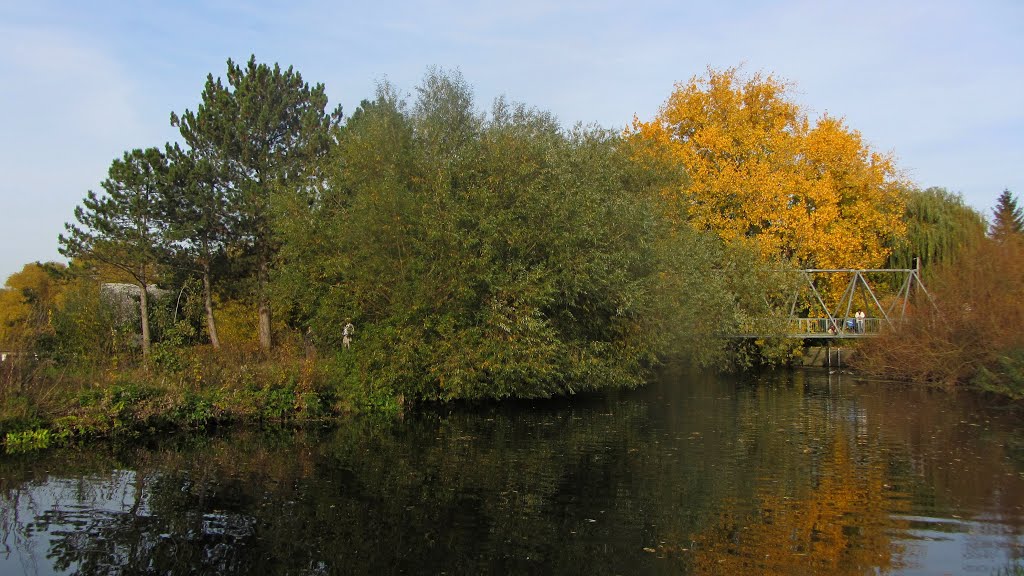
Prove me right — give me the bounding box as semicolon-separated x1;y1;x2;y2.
2;368;1023;575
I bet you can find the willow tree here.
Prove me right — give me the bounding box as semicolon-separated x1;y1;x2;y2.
60;148;169;359
886;186;987;272
628;67;907;270
271;86;414;342
171;56;341;351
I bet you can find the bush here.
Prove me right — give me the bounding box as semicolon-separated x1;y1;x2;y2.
4;428;52;453
855;237;1024;394
972;349;1024;400
272;73;773;402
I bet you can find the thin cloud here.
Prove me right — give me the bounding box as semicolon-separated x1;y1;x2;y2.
0;0;1021;280
0;24;150;275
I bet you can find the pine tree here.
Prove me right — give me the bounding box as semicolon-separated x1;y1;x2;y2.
170;56;341;350
162;143;228;349
990;189;1024;240
59;148;169;359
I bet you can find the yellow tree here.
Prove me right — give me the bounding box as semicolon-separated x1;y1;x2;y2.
629;67;906;270
0;263;64;351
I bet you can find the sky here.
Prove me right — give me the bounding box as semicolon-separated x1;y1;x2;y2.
1;0;1022;282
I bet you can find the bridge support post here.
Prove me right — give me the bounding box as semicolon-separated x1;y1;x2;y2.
826;344;841;369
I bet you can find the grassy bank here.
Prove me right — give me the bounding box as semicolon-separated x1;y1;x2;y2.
0;346;404;453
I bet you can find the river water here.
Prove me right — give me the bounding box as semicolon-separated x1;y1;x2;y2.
1;367;1023;575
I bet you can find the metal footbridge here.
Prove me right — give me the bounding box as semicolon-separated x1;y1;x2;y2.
735;268;932;340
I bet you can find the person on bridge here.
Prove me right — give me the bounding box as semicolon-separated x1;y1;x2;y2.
855;310;865;334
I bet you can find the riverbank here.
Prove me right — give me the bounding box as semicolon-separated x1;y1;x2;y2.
4;334;1021;454
0;348;406;453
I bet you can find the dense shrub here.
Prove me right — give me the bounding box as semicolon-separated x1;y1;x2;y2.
272;72;771;401
856;237;1024;392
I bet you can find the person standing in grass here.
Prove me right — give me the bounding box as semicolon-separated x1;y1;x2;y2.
342;319;355;350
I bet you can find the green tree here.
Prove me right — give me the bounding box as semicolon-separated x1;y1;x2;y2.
48;274;118;366
275;71;783;400
163;144;229;349
886;187;988;272
990;188;1024;240
59;148;169;360
170;56;341;351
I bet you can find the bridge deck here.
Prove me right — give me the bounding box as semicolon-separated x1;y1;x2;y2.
733;317;883;339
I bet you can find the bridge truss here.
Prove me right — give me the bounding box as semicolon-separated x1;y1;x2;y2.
780;268;933;339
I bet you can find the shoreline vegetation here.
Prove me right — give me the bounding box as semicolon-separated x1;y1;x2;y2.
2;59;1023;453
1;346;400;453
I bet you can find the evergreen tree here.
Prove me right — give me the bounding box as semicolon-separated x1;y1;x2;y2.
162;144;229;348
59;148;169;359
990;189;1024;240
171;56;341;350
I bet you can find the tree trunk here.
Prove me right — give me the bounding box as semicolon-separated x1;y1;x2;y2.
202;268;220;349
139;282;151;361
258;299;272;351
258;261;272;351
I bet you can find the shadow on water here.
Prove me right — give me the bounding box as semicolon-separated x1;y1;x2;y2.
2;366;1024;575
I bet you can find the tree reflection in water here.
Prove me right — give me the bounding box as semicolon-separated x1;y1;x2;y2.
689;432;907;575
1;370;1023;575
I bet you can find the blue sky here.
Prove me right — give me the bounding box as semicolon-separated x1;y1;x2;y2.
1;0;1022;281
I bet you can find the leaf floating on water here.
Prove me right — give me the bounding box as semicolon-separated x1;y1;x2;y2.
643;547;657;553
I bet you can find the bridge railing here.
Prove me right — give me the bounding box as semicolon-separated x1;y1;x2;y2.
727;266;935;339
787;317;882;337
733;317;885;338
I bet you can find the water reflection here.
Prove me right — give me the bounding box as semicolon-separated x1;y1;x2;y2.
1;369;1023;575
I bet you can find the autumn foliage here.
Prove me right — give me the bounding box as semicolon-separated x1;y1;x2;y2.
0;263;63;351
629;67;907;270
856;236;1024;394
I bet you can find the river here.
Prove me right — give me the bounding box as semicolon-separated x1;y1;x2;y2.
2;367;1023;575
